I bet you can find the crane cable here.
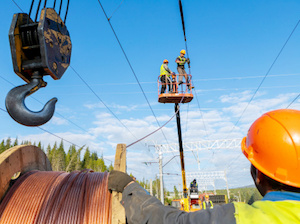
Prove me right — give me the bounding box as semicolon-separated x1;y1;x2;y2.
29;0;71;24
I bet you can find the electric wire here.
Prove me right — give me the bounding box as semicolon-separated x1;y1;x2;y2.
96;0;170;146
11;0;24;12
286;93;300;108
108;0;124;21
70;66;140;143
225;18;300;140
224;18;300;172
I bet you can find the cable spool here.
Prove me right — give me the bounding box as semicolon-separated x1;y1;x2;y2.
0;170;112;224
0;144;127;224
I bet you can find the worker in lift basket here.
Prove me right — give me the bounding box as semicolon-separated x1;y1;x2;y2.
175;49;193;90
108;109;300;223
160;59;173;94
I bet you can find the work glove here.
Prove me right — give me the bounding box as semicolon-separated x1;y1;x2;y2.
186;58;190;64
108;170;134;193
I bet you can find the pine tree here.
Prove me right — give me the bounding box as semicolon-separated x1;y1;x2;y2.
13;138;18;146
82;148;91;169
5;137;11;150
0;140;5;154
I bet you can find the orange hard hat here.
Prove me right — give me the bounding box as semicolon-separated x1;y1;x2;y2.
163;59;168;63
241;109;300;188
180;49;186;54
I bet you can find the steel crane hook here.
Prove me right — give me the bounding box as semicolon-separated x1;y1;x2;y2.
5;72;57;126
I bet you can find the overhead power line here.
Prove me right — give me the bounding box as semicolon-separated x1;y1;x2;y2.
226;18;300;139
96;0;171;146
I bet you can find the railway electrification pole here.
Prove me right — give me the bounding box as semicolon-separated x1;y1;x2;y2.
152;138;242;203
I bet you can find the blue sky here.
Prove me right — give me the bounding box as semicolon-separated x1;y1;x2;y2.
1;0;300;191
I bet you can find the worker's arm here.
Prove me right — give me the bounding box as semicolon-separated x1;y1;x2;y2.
163;64;172;73
109;171;236;224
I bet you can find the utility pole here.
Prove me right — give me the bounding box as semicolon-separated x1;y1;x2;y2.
224;170;230;201
150;179;153;196
159;149;164;204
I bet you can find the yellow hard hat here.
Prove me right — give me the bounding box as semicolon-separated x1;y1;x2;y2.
163;59;169;63
180;49;186;54
205;194;209;198
241;109;300;188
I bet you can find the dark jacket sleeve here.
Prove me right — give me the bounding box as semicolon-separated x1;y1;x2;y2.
121;182;236;224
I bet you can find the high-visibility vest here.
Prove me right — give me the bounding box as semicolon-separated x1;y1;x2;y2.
234;200;300;223
160;64;170;77
177;56;186;66
202;201;213;209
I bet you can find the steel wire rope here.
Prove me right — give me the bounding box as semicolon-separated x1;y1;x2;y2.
96;0;171;147
34;0;42;21
224;18;300;172
0;74;89;134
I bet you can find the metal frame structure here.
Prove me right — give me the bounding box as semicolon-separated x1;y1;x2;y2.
186;171;230;199
152;139;242;202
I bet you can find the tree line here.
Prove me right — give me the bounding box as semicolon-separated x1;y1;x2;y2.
0;137;113;173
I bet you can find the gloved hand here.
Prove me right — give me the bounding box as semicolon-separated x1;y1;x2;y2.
108;170;134;193
186;58;190;64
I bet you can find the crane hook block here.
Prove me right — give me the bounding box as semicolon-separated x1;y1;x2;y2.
9;8;72;83
6;8;72;126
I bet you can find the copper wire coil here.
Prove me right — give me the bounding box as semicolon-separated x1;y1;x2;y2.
0;170;111;224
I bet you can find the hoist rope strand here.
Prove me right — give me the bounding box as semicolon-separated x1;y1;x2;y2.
44;0;48;8
59;0;63;15
35;0;42;22
29;0;35;19
64;0;70;24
